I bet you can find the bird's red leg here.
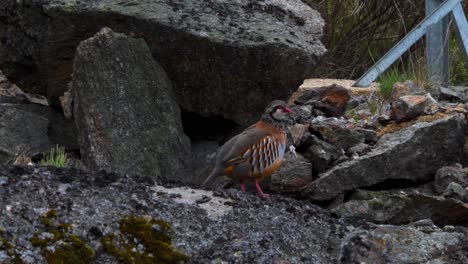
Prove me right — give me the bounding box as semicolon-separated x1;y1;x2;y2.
239;180;246;193
254;179;269;198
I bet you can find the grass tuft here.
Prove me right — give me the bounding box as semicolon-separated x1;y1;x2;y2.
377;68;409;100
40;145;68;168
449;35;468;85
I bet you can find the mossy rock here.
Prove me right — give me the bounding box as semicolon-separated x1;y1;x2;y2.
30;210;95;264
0;231;24;264
101;215;189;264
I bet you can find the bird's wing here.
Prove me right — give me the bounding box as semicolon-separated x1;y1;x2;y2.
220;123;271;167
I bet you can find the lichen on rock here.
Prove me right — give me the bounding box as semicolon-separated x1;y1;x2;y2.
0;231;24;264
101;215;189;264
29;210;95;264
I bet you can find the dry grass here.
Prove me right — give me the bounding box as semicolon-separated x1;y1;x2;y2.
305;0;468;84
376;104;466;137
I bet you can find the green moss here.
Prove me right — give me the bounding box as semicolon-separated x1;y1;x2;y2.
37;210;59;228
101;216;189;264
30;210;95;264
0;234;24;264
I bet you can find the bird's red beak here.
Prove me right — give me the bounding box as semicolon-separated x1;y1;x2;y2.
283;106;293;113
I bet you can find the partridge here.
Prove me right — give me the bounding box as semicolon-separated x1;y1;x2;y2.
202;100;292;198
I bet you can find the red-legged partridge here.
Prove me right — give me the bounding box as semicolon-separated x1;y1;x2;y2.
202;100;292;198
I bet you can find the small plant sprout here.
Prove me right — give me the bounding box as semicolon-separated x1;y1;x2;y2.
40;145;69;168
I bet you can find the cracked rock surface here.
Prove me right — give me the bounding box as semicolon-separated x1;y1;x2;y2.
1;165;468;263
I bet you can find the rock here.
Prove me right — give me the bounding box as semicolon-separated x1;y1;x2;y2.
390;93;439;122
453;86;468;102
301;115;466;201
303;135;340;177
443;182;468;202
288;79;379;105
0;68;77;152
289;104;312;124
2;164;468;263
309;116;347;138
440;87;464;102
324;127;366;151
59;86;73;119
8;103;78;152
191;140;219;185
289;123;310;147
346;143;370;156
1;104;77;154
346;95;368;110
434;166;468;194
0;165;344;263
310;116;376;151
377;102;392;124
293;84;351;117
342;224;468;264
71;28;191;181
269;152;313;193
0;0;326;125
408;218;439;233
390;80;424;101
354;128;378;144
332;189;468;226
0;70;48;105
0;106;50;163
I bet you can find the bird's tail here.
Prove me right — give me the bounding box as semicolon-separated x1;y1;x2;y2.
201;166;223;188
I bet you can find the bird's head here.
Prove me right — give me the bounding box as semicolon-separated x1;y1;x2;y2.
261;100;293;125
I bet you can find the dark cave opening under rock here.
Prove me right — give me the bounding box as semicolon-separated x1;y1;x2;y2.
181;110;240;141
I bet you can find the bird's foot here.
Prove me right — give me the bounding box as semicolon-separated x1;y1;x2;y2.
254;180;270;198
239;181;246;193
257;193;270;198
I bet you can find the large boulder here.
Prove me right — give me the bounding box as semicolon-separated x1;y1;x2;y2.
301;115;466;201
0;0;326;125
71;28;191;181
0;165;345;263
1;165;468;263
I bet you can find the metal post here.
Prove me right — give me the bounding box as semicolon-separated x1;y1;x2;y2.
452;3;468;64
353;0;461;87
426;0;450;88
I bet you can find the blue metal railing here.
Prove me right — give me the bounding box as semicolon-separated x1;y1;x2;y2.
353;0;468;88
